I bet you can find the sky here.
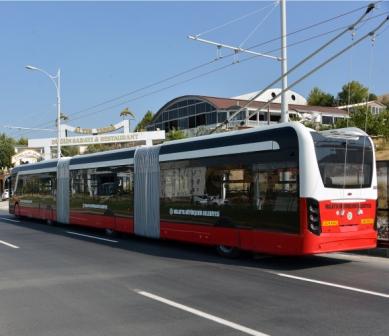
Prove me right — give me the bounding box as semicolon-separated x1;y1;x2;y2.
0;0;388;140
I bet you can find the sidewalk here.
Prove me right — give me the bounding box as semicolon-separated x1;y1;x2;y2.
353;247;389;258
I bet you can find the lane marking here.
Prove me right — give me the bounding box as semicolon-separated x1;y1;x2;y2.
0;217;20;223
135;290;270;336
278;273;389;299
66;231;118;243
0;240;19;249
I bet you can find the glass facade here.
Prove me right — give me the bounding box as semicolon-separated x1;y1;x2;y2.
147;98;220;132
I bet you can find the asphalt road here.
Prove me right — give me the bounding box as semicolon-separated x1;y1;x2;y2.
0;205;389;336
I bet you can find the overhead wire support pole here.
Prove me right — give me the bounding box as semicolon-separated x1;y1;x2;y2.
188;36;282;61
280;0;288;123
247;15;389;119
211;2;377;133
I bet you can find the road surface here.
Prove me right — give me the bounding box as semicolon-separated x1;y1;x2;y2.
0;207;388;336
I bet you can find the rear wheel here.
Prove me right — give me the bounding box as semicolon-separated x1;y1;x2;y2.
105;228;116;237
216;245;240;258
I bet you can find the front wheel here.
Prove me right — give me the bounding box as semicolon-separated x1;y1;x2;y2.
216;245;240;258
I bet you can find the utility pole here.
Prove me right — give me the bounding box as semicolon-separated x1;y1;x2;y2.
26;65;62;159
280;0;288;123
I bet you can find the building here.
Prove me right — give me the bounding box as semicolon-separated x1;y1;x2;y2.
337;101;387;115
146;90;348;134
28;120;165;160
12;146;44;166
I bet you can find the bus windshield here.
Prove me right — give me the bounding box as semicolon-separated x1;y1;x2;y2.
311;132;373;189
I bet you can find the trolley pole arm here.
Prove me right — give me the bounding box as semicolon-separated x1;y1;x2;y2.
247;15;389;119
211;2;377;133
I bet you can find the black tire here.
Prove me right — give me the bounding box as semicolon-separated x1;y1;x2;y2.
105;228;116;237
216;245;240;258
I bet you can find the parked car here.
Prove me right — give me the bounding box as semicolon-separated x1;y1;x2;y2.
1;189;9;201
209;196;229;206
192;195;209;205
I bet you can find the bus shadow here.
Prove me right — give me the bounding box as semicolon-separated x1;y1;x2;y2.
5;216;351;272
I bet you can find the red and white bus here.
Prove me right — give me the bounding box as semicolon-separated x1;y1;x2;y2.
8;122;377;256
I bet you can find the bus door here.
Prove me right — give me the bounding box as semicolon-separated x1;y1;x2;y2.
82;169;115;230
18;174;40;218
38;173;56;222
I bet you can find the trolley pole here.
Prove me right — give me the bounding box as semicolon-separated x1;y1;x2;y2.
280;0;289;123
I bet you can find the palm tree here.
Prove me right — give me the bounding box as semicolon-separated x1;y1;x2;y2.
55;113;68;126
120;107;135;120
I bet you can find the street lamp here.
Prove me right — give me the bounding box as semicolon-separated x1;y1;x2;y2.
25;65;62;159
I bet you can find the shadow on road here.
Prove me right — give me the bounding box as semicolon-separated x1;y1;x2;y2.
0;213;351;272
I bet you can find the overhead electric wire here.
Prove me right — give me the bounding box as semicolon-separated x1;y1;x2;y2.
239;1;279;48
69;12;387;125
211;2;378;132
15;2;382;137
56;2;381;122
261;11;389;55
246;15;388;120
245;2;381;52
195;1;277;37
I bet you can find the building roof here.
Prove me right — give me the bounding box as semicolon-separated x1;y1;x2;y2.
232;88;307;105
337;100;386;109
150;94;348;127
196;95;346;115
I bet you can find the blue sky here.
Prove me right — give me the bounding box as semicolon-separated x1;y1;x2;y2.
1;1;388;139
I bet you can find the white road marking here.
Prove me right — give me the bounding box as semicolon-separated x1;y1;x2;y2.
278;273;389;299
66;231;118;243
0;217;20;223
135;290;270;336
0;240;19;249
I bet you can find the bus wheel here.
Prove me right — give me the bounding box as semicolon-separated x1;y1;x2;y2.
216;245;240;258
105;228;116;237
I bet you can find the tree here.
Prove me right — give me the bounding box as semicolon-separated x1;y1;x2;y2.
61;146;79;157
307;87;335;106
134;110;154;132
84;144;114;154
337;81;376;106
165;128;186;141
16;137;28;146
55;113;69;126
0;133;15;169
334;106;389;138
379;94;389;109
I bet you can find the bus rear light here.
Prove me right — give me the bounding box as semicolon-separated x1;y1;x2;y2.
307;198;321;235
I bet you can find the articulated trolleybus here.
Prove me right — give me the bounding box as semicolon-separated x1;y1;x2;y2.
9;123;377;256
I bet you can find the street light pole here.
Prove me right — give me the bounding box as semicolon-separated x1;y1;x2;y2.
25;65;62;159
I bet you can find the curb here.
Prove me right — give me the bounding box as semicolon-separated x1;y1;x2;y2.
352;248;389;258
